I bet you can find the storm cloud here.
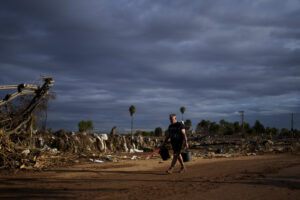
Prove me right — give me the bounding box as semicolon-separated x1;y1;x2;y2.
0;0;299;132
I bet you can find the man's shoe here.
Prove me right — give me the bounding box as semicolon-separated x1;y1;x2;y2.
166;168;174;174
179;167;186;173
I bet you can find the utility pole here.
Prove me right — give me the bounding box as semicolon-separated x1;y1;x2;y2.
239;111;244;136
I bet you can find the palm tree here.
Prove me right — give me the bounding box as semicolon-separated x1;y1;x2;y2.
129;105;136;135
180;106;186;121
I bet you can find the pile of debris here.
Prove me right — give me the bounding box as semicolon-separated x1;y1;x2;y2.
189;135;300;158
0;128;162;170
33;130;161;154
1;129;300;170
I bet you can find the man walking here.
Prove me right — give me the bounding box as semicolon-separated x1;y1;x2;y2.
162;114;188;174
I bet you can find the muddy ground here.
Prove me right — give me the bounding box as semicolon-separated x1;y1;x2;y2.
0;153;299;200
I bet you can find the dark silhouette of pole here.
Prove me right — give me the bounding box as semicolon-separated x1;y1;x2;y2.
129;105;135;136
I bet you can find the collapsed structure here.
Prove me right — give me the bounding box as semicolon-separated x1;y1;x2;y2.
0;77;54;135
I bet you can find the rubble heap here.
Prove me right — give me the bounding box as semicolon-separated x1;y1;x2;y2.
189;135;300;157
1;128;299;170
34;130;161;154
0;129;162;170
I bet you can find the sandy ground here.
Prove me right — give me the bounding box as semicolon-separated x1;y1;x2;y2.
0;153;299;200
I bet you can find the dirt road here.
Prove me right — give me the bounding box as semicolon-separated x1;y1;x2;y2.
0;154;299;200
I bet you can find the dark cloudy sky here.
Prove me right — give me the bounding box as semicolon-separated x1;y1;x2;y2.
0;0;299;132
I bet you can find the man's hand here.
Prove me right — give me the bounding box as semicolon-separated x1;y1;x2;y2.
185;142;189;149
181;129;188;149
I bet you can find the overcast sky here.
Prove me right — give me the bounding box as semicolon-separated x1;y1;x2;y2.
0;0;299;132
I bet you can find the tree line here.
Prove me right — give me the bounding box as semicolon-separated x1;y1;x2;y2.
196;119;299;137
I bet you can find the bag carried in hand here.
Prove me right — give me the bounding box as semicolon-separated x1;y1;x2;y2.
159;147;170;160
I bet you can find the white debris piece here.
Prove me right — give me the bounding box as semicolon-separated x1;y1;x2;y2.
131;155;137;160
40;145;58;154
129;149;135;153
40;145;50;152
49;148;58;154
94;159;104;163
99;134;108;141
22;149;30;156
